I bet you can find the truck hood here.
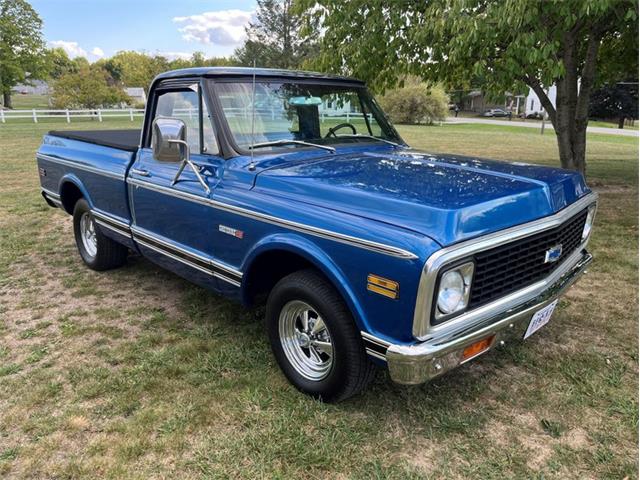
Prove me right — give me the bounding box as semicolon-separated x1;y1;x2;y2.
253;149;590;246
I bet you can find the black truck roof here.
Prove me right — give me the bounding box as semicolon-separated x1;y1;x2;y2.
153;67;364;85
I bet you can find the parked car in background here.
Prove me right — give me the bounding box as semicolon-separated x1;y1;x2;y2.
482;108;510;117
37;67;597;401
523;112;544;120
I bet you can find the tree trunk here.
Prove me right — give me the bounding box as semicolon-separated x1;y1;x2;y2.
618;115;625;129
524;24;603;178
3;92;12;109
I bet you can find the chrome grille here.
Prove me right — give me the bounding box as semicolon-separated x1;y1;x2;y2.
468;208;589;309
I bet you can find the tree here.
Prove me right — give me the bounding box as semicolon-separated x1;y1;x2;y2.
51;65;130;109
590;82;639;128
103;51;169;92
44;47;76;79
300;0;638;175
234;0;318;68
0;0;48;108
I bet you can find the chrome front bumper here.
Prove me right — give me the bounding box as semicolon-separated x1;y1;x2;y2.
385;249;593;385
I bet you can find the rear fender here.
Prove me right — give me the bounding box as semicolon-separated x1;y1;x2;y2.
58;174;93;212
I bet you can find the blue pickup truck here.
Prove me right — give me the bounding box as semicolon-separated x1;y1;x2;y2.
37;67;597;401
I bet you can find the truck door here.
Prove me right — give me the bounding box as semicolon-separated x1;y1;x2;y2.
128;80;241;290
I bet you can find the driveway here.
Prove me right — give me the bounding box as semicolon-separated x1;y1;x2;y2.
446;117;639;137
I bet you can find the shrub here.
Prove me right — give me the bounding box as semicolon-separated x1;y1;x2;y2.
379;81;449;124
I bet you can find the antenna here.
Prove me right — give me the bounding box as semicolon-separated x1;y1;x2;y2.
248;60;256;171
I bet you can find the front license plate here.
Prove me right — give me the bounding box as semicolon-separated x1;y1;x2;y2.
523;300;558;340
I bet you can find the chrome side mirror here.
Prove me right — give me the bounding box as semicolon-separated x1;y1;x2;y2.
152;117;187;162
151;116;210;194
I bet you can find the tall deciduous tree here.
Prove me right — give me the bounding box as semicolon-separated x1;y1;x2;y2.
300;0;638;175
44;47;76;79
0;0;48;108
234;0;318;68
101;51;169;92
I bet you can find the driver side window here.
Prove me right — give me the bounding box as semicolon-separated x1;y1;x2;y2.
152;88;218;155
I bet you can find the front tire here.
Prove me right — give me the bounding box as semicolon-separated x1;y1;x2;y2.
73;199;127;271
266;269;375;402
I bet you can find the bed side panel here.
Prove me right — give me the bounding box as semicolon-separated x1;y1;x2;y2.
37;134;135;225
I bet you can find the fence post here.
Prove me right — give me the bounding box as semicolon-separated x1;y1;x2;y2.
32;109;38;123
66;109;70;123
0;109;4;123
129;108;133;121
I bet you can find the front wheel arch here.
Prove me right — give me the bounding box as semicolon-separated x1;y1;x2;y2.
241;235;370;333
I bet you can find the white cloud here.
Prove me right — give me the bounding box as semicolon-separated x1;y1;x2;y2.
173;9;253;47
49;41;105;61
155;51;193;61
50;40;87;59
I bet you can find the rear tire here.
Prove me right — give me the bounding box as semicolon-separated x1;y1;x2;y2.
266;269;375;402
73;199;127;271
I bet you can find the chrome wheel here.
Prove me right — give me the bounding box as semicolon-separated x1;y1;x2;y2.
279;300;334;381
80;212;98;258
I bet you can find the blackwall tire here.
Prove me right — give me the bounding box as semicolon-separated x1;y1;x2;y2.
72;199;127;271
266;269;376;402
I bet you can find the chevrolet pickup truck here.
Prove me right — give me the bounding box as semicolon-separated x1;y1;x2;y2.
37;67;597;402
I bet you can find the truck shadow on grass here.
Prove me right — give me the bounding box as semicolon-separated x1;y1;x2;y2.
105;251;522;427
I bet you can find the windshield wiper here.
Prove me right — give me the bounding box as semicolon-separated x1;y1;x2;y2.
248;139;336;153
334;134;406;148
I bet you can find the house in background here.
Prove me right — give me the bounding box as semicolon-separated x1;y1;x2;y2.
458;89;526;115
124;87;147;105
525;85;558;117
11;80;50;96
460;90;487;112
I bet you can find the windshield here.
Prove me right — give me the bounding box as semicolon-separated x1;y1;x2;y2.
214;81;402;151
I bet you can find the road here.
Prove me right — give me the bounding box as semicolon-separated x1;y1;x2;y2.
446;117;639;137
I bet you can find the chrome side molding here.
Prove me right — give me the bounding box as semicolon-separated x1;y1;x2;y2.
37;153;126;180
130;226;242;287
127;177;418;260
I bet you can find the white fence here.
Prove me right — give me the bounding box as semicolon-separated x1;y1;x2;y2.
222;107;372;123
0;106;371;124
0;108;146;124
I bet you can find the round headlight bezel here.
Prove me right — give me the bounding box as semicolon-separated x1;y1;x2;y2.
581;204;597;241
433;260;475;323
437;270;465;314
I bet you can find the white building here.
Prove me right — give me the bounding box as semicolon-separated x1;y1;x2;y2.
525;85;557;117
11;80;50;95
124;87;147;104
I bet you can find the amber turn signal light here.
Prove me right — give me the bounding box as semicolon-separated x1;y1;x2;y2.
461;335;495;363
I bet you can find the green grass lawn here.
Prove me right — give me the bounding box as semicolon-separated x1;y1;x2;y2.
7;94;52;109
0;119;637;479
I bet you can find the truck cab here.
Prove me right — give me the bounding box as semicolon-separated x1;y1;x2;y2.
37;67;597;401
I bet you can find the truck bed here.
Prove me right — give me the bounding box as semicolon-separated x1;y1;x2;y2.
48;129;141;152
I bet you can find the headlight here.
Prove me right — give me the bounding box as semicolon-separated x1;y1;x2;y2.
581;204;597;241
436;261;474;318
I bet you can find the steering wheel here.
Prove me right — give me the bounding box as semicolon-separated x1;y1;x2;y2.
325;122;357;138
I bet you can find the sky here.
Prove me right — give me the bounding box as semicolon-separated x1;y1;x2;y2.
30;0;258;61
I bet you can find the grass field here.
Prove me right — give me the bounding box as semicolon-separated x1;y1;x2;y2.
0;119;637;479
7;94;52;110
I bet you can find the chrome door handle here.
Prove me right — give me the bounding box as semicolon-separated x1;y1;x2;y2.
131;168;150;177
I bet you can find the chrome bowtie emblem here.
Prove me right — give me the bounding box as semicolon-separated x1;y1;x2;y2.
544;244;563;263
